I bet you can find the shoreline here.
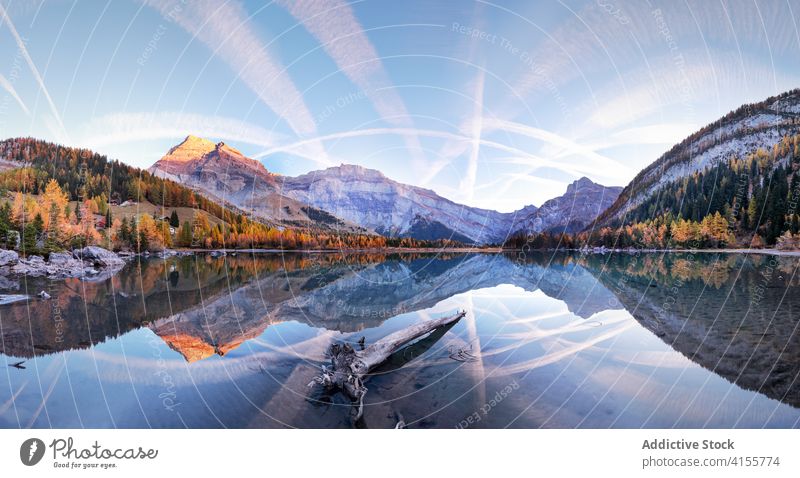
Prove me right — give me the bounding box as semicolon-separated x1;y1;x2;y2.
673;248;800;257
85;246;800;257
499;247;800;257
162;246;505;254
3;245;797;304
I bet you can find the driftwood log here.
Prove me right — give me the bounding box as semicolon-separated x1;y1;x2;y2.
309;310;466;421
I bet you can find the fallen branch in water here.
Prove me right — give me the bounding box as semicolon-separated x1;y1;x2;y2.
309;310;467;421
9;360;25;369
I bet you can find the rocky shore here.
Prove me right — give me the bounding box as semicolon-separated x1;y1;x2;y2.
0;247;202;304
0;246;129;283
0;247;205;284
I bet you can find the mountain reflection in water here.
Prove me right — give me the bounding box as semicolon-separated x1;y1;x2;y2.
0;251;798;428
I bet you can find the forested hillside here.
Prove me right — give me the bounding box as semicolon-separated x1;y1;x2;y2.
0;137;235;218
575;133;800;249
597;88;800;228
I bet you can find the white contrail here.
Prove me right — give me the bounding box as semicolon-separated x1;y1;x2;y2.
276;0;426;165
255;126;535;159
583;123;699;152
254;126;613;178
502;2;799;122
0;74;29;115
0;3;65;136
460;70;485;200
77;111;335;168
79;112;286;149
490;323;634;377
482;118;633;174
141;1;320;142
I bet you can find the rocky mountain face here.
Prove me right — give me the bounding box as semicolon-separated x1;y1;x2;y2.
511;177;622;234
147;135;358;231
149;136;621;243
279;164;510;244
281;170;620;241
597;88;800;226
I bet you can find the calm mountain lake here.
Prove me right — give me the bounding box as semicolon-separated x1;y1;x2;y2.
0;251;798;428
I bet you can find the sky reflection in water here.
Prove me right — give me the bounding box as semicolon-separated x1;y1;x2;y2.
1;251;799;428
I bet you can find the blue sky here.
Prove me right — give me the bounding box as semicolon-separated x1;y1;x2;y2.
1;0;799;211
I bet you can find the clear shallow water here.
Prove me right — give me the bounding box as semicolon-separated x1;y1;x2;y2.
0;251;799;428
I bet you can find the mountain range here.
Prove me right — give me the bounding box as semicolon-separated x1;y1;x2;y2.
148;136;622;243
145;135;361;232
9;87;800;246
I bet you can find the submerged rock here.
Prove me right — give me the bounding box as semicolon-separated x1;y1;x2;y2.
0;275;19;290
154;249;179;258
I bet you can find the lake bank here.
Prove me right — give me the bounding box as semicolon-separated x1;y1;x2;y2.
166;246;504;254
501;246;800;257
3;244;798;293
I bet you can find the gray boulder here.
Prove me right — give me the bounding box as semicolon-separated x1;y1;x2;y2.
46;252;87;279
48;251;79;266
11;255;48;277
0;249;18;267
26;255;45;265
3;246;127;280
73;246;125;267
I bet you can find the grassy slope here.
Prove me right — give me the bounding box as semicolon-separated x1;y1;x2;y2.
2;192;227;230
104;201;224;228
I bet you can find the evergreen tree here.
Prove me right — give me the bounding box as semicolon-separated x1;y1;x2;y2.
0;202;10;247
137;229;149;253
178;221;192;247
120;217;130;245
21;213;44;255
45;202;61;252
22;222;37;255
32;213;43;237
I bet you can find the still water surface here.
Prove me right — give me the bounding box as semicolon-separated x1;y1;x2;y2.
1;251;798;428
